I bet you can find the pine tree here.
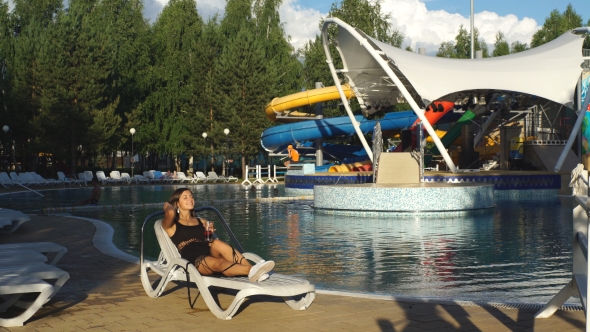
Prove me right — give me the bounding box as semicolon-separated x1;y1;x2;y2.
0;0;11;118
5;0;62;166
35;0;114;173
92;0;151;163
132;0;203;167
215;25;273;177
253;0;301;97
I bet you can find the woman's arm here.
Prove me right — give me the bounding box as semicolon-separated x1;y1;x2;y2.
161;202;176;230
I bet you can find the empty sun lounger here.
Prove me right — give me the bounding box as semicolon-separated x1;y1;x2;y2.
0;263;70;310
193;172;208;183
0;210;30;235
140;207;315;320
0;242;67;265
208;171;238;183
0;275;56;327
0;249;49;265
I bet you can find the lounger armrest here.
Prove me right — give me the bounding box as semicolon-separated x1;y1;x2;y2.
242;252;263;263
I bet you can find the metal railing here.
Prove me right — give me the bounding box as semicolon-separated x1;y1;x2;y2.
536;164;588;330
584;49;589;71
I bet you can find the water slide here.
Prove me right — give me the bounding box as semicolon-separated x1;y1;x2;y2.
260;111;418;157
265;85;354;122
393;101;455;152
262;84;421;160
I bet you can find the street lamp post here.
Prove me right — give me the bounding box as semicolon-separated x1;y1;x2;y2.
223;128;230;177
2;126;8;172
202;132;207;174
130;128;136;177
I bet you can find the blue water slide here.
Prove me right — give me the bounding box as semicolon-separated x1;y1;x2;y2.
260;111;418;152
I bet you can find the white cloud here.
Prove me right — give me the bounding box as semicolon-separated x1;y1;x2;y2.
141;0;541;55
279;0;324;50
382;0;541;54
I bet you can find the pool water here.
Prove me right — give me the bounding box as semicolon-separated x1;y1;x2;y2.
0;185;574;304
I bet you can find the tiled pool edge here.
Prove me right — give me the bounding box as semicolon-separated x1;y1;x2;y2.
60;215;140;264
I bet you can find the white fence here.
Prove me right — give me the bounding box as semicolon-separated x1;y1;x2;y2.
535;164;588;330
241;165;287;185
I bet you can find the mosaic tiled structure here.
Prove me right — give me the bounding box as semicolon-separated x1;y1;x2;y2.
286;172;560;195
423;174;561;191
314;183;495;216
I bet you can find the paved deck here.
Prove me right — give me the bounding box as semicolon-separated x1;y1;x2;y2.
0;215;586;331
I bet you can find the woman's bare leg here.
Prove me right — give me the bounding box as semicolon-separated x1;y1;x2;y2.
209;239;252;267
197;256;250;277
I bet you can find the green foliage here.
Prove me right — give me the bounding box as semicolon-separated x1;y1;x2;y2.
510;41;529;53
216;26;273;160
531;4;583;48
34;0;115;172
492;31;510;57
0;0;11;118
436;25;488;58
133;0;203;158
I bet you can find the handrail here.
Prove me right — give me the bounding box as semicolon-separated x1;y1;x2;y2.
13;182;44;197
140;206;244;270
536;164;588;329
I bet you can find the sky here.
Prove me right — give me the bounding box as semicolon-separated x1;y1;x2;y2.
141;0;590;54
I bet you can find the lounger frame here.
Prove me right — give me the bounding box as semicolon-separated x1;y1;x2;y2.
140;207;315;320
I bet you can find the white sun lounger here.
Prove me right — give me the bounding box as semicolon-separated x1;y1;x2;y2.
193;172;208;183
0;249;49;265
0;242;67;265
0;210;30;235
175;172;193;183
0;172;17;188
208;171;238;182
0;263;70;310
0;275;57;327
140;218;315;320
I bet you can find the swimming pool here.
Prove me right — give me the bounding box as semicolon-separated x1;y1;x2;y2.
0;185;574;304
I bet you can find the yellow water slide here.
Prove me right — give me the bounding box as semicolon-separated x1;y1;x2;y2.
265;84;355;122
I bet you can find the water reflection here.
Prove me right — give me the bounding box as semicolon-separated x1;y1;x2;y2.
0;186;573;303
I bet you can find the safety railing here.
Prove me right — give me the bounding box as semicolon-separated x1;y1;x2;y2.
241;165;284;185
535;164;588;330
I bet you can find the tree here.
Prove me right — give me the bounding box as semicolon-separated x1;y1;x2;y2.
492;31;510;57
531;4;583;48
436;41;455;58
436;25;488;58
4;0;62;170
215;26;274;178
510;41;529;54
0;0;11;117
92;0;151;164
253;0;301;97
35;0;116;173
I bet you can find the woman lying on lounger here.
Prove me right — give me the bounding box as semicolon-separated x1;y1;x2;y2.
163;188;274;282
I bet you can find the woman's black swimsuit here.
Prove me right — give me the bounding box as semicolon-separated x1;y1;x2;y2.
170;218;210;268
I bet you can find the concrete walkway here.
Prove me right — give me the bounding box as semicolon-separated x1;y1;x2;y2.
0;215;585;331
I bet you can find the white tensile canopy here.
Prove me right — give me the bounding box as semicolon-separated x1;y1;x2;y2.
337;24;586;110
321;18;589;172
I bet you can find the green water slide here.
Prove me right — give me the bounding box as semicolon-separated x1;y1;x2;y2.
425;110;477;165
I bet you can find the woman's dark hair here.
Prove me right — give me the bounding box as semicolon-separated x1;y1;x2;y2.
167;188;195;221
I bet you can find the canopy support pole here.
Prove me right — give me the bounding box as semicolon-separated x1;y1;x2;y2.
555;89;590;172
322;18;457;172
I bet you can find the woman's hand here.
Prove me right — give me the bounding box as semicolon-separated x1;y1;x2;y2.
203;220;216;232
